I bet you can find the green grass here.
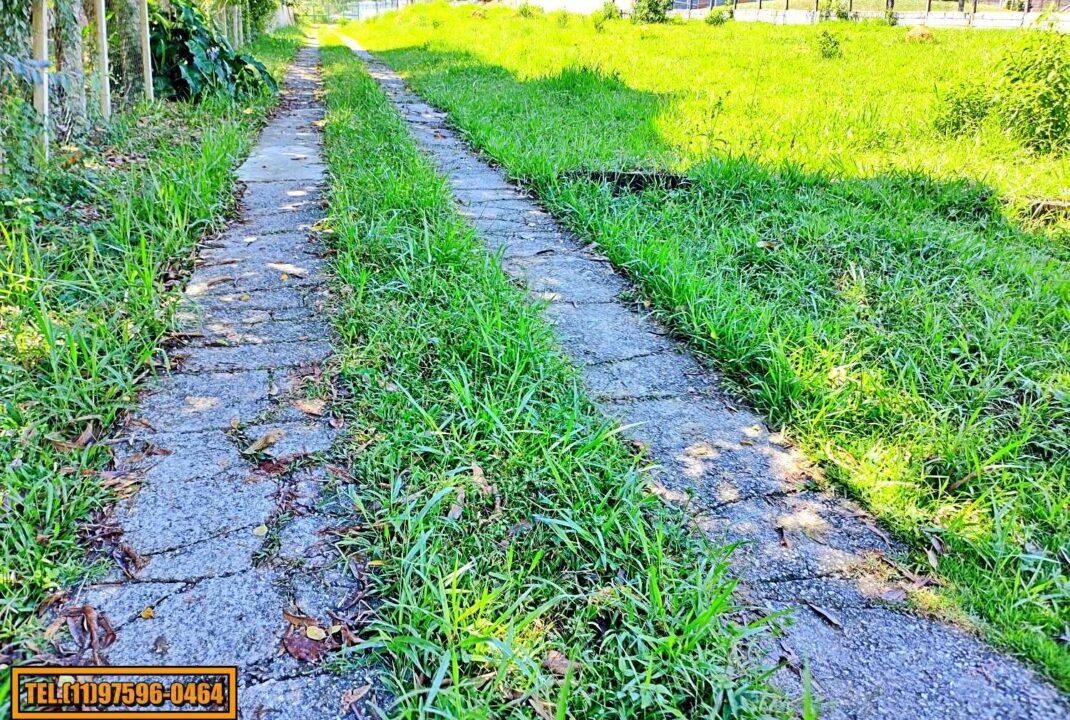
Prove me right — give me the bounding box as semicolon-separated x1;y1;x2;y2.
341;5;1070;689
317;36;786;719
0;26;302;669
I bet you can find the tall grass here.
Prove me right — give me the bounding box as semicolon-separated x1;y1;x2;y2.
318;38;785;719
342;6;1070;687
0;27;302;664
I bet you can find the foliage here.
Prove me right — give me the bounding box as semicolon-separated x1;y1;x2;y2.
631;0;672;23
995;30;1070;153
934;82;991;136
149;0;277;100
705;7;732;25
882;8;898;24
819;0;851;19
817;29;842;58
344;4;1070;688
246;0;283;35
594;0;622;21
516;2;542;17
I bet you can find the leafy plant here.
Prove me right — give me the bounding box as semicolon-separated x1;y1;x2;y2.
595;0;623;22
934;82;991;136
818;30;842;58
705;7;732;25
631;0;673;23
883;8;899;25
995;30;1070;153
149;0;277;100
517;2;541;17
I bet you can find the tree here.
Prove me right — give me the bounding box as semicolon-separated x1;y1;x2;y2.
54;0;88;125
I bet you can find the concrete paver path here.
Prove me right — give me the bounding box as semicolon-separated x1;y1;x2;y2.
66;43;385;719
337;36;1070;720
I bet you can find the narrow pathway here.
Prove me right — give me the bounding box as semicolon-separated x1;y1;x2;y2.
67;43;384;719
339;38;1069;720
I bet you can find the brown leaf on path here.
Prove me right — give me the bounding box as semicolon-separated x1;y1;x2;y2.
340;685;372;716
329;415;345;429
929;534;946;556
305;625;327;641
283;609;318;627
776;526;791;548
326;464;356;483
472;463;491;494
243;430;285;455
203;276;234;288
282;632;326;663
542;650;575;676
925;548;940;569
259;456;294;475
115;542;147;577
293;398;327;416
140;607;155;620
879;586;908;602
805;602;843;630
47;424;97;452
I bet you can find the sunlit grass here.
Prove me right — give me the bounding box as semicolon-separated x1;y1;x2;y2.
0;26;303;665
318;36;786;719
341;5;1069;688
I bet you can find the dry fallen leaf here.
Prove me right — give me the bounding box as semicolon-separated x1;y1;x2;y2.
253;525;268;538
294;398;327;416
340;685;372;716
283;609;318;627
528;697;555;720
282;632;325;663
447;488;466;521
805;603;843;629
243;430;285;455
542;650;574;676
305;625;327;641
140;607;155;620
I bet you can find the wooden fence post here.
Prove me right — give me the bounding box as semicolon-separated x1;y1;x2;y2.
138;0;154;101
972;0;977;12
926;0;932;12
32;0;49;163
95;0;112;119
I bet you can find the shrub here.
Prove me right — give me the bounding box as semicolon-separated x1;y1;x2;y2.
819;0;850;20
905;26;934;42
595;0;622;20
631;0;672;23
517;2;541;17
995;30;1070;153
818;30;842;59
883;8;899;25
934;82;991;136
705;7;732;25
149;0;276;100
553;9;570;25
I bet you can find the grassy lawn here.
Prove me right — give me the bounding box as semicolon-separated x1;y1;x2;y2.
0;28;302;667
340;5;1070;688
317;36;788;718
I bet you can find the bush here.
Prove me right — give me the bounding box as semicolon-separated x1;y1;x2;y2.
818;30;842;59
631;0;672;23
705;7;732;25
819;0;850;20
883;8;899;25
995;31;1070;153
594;0;622;21
934;82;991;136
150;0;276;101
517;2;541;17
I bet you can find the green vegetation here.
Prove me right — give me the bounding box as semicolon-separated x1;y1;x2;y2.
343;5;1070;687
318;37;783;719
0;26;302;662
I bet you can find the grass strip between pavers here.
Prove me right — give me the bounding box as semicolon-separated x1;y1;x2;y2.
0;27;303;682
317;39;788;719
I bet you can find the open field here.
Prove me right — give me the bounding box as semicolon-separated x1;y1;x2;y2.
316;36;787;718
341;5;1070;687
0;28;302;661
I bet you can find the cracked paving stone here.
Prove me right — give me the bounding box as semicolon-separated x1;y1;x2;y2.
132;370;272;433
96;570;284;667
201;231;326;263
129;526;265;582
117;469;276;554
243;421;334;459
340;37;1070;720
172;339;332;373
114;429;244;483
186;258;327;297
501;251;628;304
243;671;386;720
76;581;187;630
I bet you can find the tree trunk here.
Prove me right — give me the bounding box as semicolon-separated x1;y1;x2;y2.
54;1;88;126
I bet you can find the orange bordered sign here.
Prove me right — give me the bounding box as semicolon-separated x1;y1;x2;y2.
10;667;238;720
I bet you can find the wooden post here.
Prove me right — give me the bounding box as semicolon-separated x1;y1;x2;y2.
971;0;977;12
848;0;853;11
759;0;763;11
926;0;932;12
138;0;154;101
94;0;111;119
32;0;49;163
